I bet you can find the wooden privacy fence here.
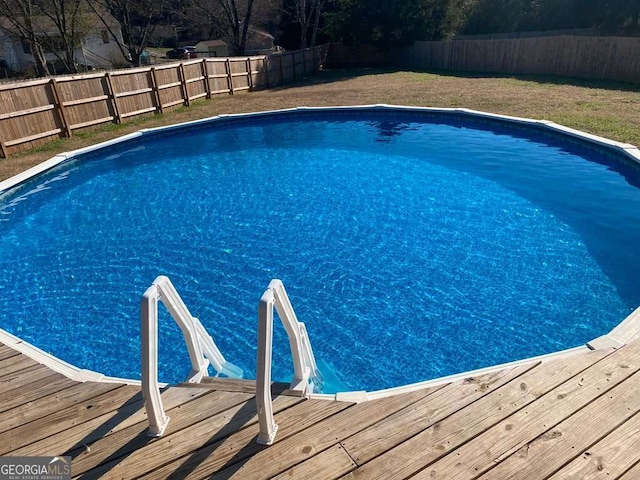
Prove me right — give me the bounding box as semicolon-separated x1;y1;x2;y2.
399;36;640;84
0;45;328;158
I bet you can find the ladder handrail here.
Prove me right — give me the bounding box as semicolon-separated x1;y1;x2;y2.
141;275;242;437
256;279;321;445
256;287;278;445
141;284;170;437
272;281;311;389
155;276;209;381
193;318;244;379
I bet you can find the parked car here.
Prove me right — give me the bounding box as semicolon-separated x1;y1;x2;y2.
166;46;198;59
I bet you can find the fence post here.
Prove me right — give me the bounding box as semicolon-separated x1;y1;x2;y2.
201;59;211;98
225;59;234;95
0;141;7;159
49;78;70;137
149;67;163;114
264;56;270;88
104;72;121;124
178;63;190;106
295;53;299;81
278;55;285;85
246;57;254;90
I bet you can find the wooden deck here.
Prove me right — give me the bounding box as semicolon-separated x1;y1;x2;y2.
2;339;640;479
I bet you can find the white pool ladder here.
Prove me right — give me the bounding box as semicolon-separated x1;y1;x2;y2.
141;275;243;436
256;279;323;445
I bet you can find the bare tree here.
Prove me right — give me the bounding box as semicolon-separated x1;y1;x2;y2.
308;0;324;46
218;0;255;54
86;0;165;66
0;0;105;76
293;0;309;48
191;0;257;55
0;0;51;75
179;0;228;44
38;0;92;73
293;0;324;48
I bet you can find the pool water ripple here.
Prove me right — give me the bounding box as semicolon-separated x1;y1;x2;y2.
0;112;639;392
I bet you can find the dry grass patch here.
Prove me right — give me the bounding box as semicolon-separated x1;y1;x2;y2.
1;69;638;181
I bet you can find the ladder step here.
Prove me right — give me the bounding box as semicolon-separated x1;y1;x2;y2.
178;377;295;395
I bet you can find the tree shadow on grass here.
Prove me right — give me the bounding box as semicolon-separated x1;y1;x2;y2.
266;67;402;91
269;66;640;94
401;67;640;93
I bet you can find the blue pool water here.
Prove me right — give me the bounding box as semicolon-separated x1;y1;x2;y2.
1;109;640;392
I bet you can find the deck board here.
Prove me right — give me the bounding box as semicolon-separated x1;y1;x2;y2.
83;396;329;479
205;387;439;480
70;389;258;475
480;374;640;480
0;384;138;455
0;381;126;435
549;410;640;479
618;459;640;479
410;342;640;479
341;363;534;466
272;443;357;480
0;354;39;377
287;364;533;480
0;345;21;361
10;386;215;458
1;339;640;480
340;346;615;480
0;364;66;397
0;374;78;414
476;370;640;479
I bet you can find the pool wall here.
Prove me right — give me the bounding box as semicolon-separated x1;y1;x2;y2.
0;326;146;385
333;305;640;402
1;105;639;399
1;305;639;400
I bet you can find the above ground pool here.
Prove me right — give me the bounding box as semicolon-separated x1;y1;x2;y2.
1;106;640;393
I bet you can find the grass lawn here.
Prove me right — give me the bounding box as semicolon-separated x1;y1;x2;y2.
1;68;638;181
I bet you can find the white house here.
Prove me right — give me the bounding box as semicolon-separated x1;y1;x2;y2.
0;11;127;75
